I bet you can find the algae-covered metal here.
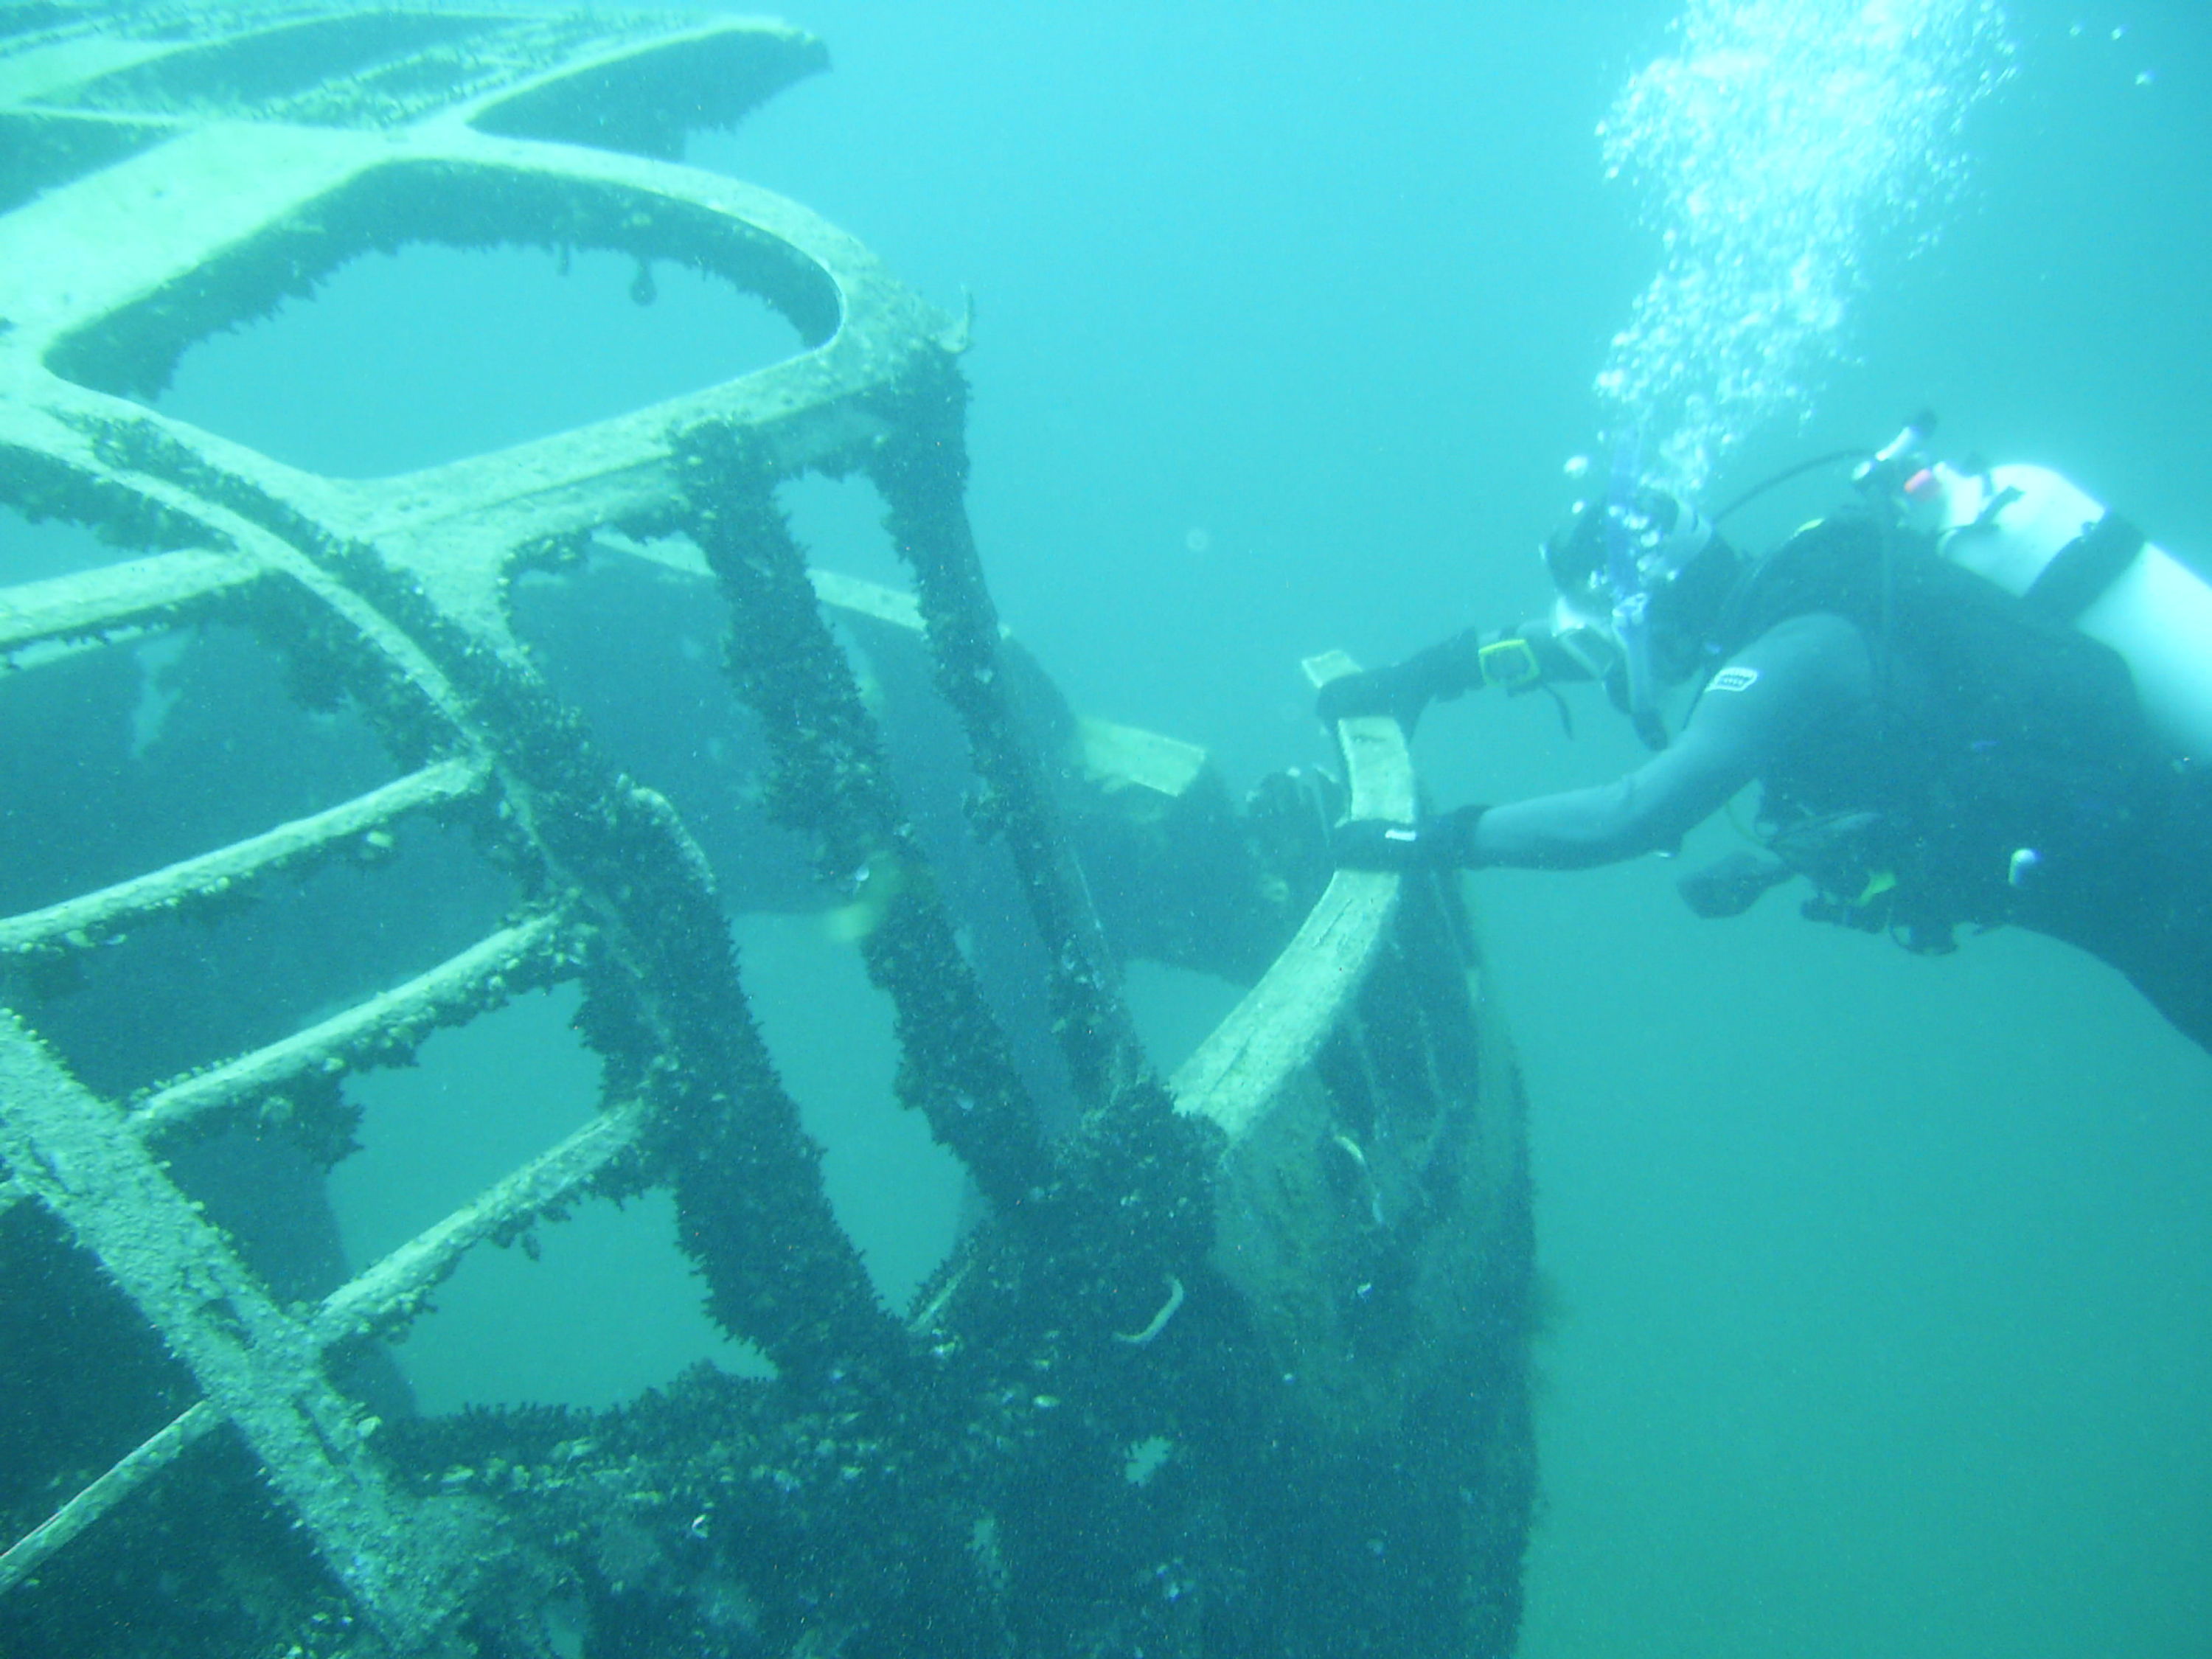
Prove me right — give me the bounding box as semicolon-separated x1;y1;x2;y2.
0;6;1535;1655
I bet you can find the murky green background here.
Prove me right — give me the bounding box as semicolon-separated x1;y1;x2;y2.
60;1;2212;1652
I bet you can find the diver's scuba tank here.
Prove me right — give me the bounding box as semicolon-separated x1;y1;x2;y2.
1901;459;2212;761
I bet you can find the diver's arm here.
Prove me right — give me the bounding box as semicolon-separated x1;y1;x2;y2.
1463;722;1757;868
1464;613;1869;869
1315;619;1610;731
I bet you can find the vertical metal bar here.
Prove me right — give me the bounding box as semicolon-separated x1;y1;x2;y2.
866;352;1151;1116
681;425;1051;1212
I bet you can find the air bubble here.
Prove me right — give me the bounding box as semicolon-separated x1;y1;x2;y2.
1591;0;2014;497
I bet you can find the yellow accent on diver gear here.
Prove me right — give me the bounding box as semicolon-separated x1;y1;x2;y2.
1477;637;1543;689
1853;869;1897;906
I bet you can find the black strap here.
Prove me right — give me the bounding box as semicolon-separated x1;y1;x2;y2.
2020;512;2145;625
1399;627;1488;703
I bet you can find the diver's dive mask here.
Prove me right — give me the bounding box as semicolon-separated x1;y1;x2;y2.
1543;470;1722;748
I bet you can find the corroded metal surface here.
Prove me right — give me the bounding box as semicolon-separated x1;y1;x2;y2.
0;7;1537;1657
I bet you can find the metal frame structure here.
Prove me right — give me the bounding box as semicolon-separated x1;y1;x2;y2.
0;7;1537;1655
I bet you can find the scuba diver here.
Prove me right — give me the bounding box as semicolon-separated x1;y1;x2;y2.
1321;419;2212;1056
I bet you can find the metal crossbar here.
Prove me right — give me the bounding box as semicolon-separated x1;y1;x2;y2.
0;1097;644;1596
0;905;564;1231
0;548;260;655
0;1402;223;1596
0;757;491;955
129;911;569;1137
310;1096;645;1349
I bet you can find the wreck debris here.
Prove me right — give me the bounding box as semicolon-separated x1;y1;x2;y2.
0;7;1537;1655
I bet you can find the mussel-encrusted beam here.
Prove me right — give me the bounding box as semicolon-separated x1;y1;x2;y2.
0;1011;472;1651
72;428;905;1386
681;424;1051;1214
128;911;569;1140
289;512;906;1387
685;412;1222;1332
0;1402;220;1599
0;757;490;956
867;357;1152;1116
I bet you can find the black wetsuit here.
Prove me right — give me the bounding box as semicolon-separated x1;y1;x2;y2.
1472;613;1879;869
1467;611;2212;1054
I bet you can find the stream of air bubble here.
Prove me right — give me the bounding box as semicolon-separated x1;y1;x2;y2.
1594;0;2015;499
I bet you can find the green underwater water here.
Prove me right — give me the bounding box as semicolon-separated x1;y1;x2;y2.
82;0;2212;1653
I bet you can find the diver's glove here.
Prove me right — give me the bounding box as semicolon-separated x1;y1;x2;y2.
1331;806;1487;872
1675;850;1794;919
1315;628;1486;735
